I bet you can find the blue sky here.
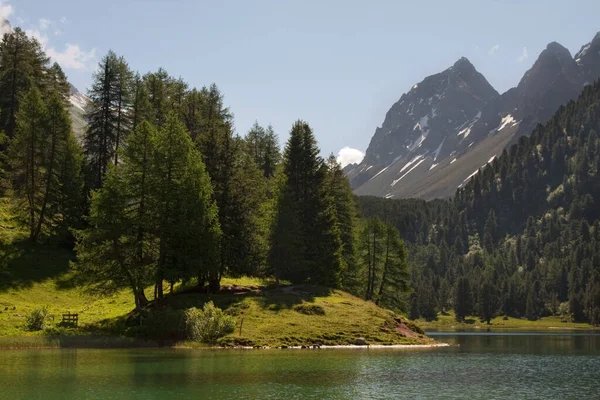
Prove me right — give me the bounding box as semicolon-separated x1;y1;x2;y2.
4;0;600;165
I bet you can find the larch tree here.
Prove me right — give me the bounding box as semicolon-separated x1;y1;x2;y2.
84;51;132;189
8;87;47;240
0;28;49;141
9;89;78;242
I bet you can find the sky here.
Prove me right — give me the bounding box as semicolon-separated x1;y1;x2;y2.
3;0;600;166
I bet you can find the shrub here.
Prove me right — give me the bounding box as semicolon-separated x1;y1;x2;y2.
142;308;186;342
25;306;52;331
185;302;235;344
293;304;325;315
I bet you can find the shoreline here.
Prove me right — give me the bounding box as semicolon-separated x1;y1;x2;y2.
1;342;451;350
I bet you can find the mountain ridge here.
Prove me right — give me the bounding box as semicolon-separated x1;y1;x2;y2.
351;31;600;200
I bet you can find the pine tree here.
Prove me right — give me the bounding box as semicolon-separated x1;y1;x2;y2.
0;28;50;140
525;289;537;321
32;93;72;241
113;56;133;166
44;62;70;106
454;277;472;322
244;122;281;179
84;51;118;189
8;87;47;240
409;293;420;320
73;117;220;308
72;166;150;310
131;73;151;132
326;155;360;290
478;279;496;324
269;121;344;286
268;171;305;283
84;51;132;189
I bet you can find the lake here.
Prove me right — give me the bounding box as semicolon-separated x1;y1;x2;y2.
1;331;599;399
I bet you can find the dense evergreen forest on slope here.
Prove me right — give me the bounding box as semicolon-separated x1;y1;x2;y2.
360;81;600;325
0;28;410;322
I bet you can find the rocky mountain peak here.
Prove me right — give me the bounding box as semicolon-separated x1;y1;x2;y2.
350;31;600;201
575;31;600;83
351;59;497;189
452;56;474;70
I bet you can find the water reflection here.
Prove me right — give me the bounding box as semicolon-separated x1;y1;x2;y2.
428;331;600;355
0;333;599;399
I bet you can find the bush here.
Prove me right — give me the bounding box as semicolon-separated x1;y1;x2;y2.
185;302;235;344
293;304;325;315
25;306;52;331
142;308;186;342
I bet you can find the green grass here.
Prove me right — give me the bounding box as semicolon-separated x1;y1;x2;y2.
0;219;431;347
417;311;599;331
162;283;432;347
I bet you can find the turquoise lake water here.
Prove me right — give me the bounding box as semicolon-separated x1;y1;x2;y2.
1;331;599;399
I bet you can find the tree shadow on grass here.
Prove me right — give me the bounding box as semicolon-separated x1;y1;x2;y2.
0;240;74;292
155;282;331;312
256;284;331;310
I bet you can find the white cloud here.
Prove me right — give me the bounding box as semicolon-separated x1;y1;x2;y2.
15;6;96;71
47;44;96;70
38;18;50;30
60;17;68;24
488;44;500;55
0;0;13;20
25;28;49;48
516;47;528;63
337;147;364;168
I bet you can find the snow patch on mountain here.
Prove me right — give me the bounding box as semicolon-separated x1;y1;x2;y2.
498;114;517;131
70;94;88;112
392;156;426;187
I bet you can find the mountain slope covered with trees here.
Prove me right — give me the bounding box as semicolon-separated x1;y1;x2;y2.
360;80;600;325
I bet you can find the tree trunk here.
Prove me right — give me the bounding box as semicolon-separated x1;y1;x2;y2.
377;228;391;303
28;105;37;240
33;111;58;242
365;228;372;300
114;91;123;166
369;225;377;300
7;35;20;140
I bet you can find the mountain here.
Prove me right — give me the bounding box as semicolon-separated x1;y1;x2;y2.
352;33;600;200
351;58;498;193
0;18;89;139
359;79;600;324
575;32;600;82
68;84;89;140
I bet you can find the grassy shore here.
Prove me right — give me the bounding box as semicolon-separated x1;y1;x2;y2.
416;311;599;331
0;233;432;348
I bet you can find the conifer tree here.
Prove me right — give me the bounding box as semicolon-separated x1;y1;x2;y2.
9;89;82;242
8;87;47;240
478;279;496;324
84;51;132;188
454;277;472;321
72;166;151;310
245;122;281;179
326;155;360;290
270;120;343;287
44;62;70;105
0;28;49;140
73;117;220;307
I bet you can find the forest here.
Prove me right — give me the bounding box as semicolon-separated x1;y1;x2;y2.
2;27;599;329
361;81;600;325
0;28;409;315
